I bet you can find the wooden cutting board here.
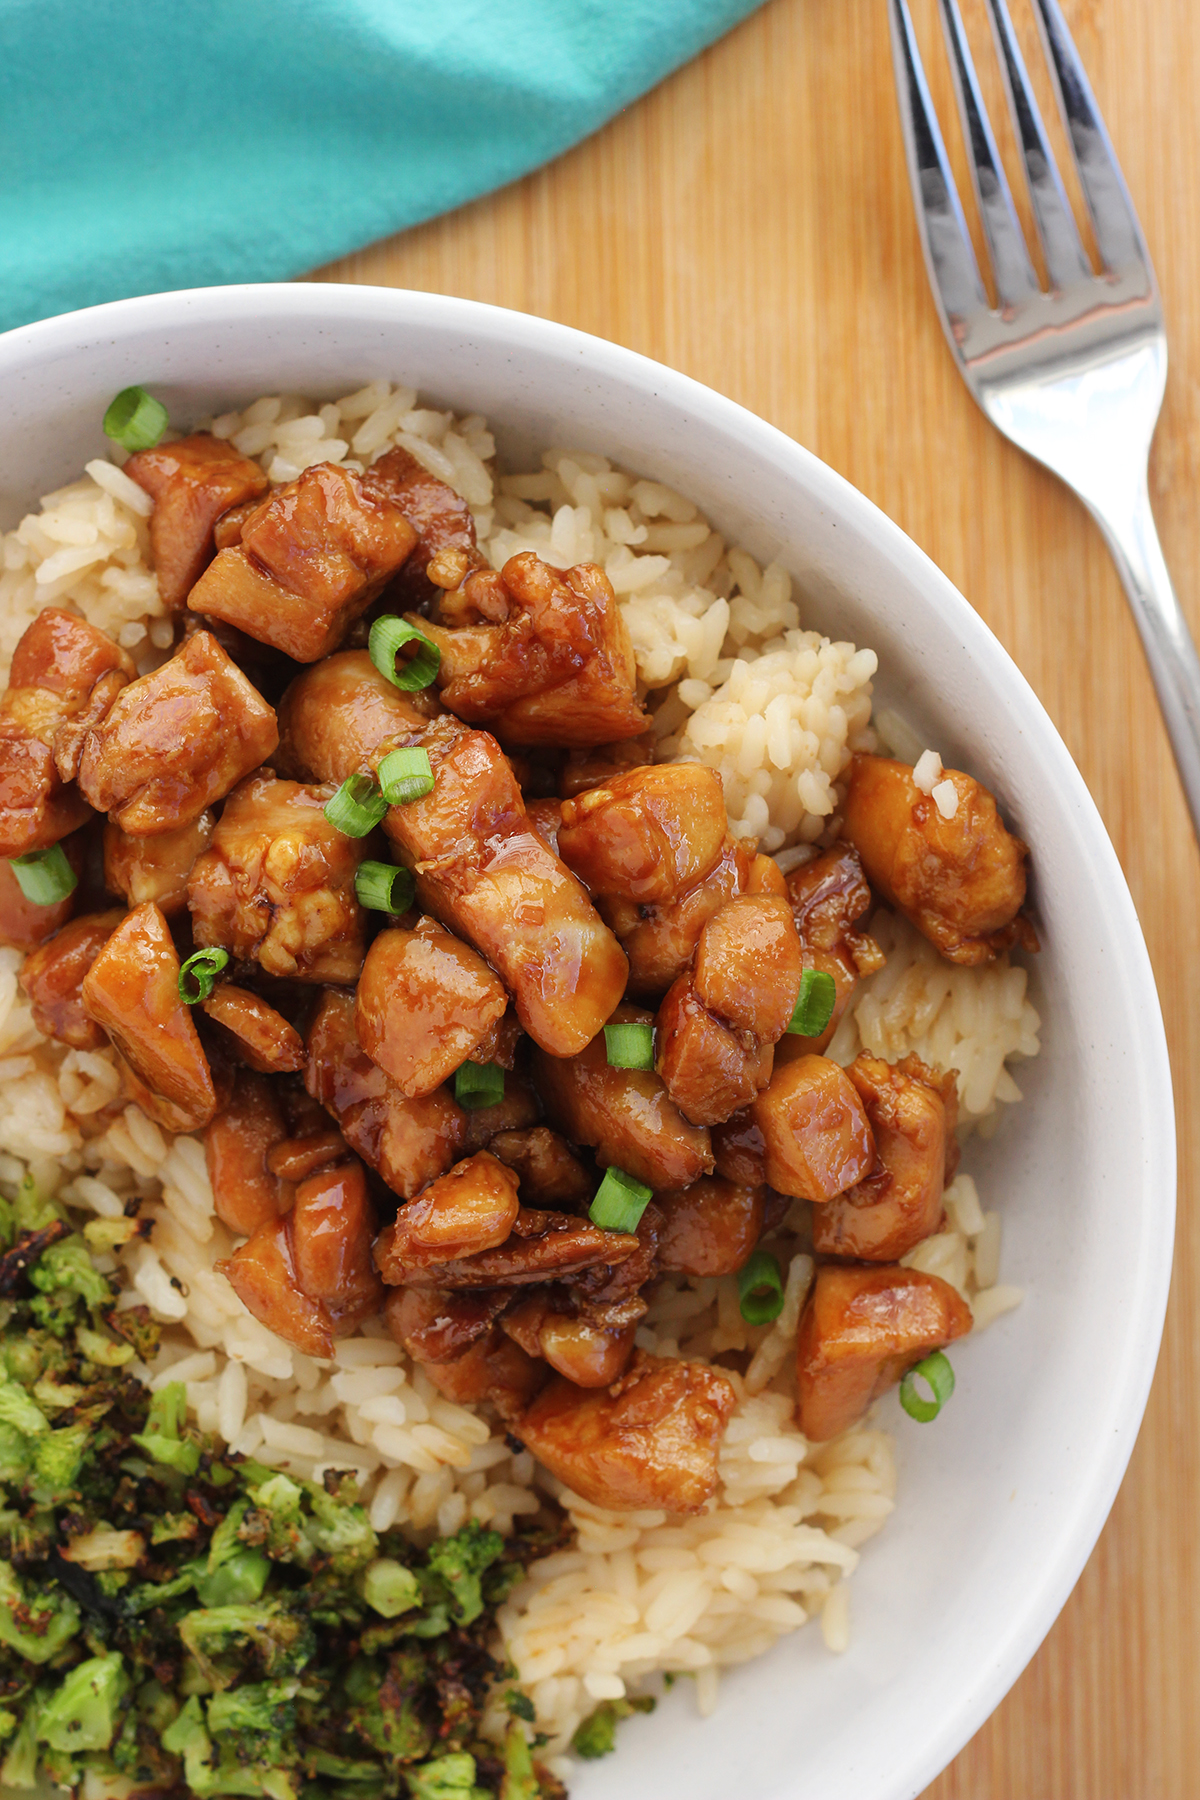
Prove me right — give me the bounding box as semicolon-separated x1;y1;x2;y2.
313;0;1200;1790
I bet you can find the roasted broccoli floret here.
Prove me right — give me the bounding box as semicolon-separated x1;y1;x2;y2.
499;1718;541;1800
132;1379;202;1476
345;1649;433;1766
29;1237;112;1313
424;1521;505;1627
206;1678;298;1768
194;1547;271;1609
360;1557;422;1619
35;1652;129;1754
0;1560;80;1664
30;1420;91;1502
305;1480;378;1573
179;1599;315;1686
406;1751;491;1799
570;1694;656;1760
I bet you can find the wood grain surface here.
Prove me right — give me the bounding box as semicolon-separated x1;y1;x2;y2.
312;1;1200;1791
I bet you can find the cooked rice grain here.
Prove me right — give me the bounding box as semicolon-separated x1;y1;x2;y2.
829;909;1041;1128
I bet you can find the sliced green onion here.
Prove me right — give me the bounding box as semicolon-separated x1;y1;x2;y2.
102;385;169;453
369;615;442;692
324;773;388;837
899;1350;956;1423
604;1021;655;1070
178;947;230;1005
589;1166;653;1234
7;844;77;906
737;1250;784;1325
786;967;838;1037
354;860;415;914
455;1061;504;1111
377;747;435;806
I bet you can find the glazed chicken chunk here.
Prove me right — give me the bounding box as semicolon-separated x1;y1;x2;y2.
275;650;438;783
777;842;885;1058
749;1053;875;1201
654;1177;766;1277
515;1351;737;1513
0;609;136;855
187;772;367;982
384;1285;510;1366
843;753;1034;965
417;552;649;748
417;1327;547;1421
204;1072;291;1238
557;764;728;903
486;1125;593;1211
533;1002;713;1190
218;1158;382;1359
200;983;305;1074
362;445;486;608
655;894;804;1127
290;1159;385;1328
417;547;651;745
795;1264;973;1441
380;1205;641;1291
373;1151;521;1275
354;919;508;1098
385;715;628;1056
188;462;418;661
123;432;269;609
305;986;463;1199
0;851;77;952
19;909;124;1049
80;901;218;1132
104;809;215;916
600;835;776;1001
278;652;627;1056
501;1290;639;1389
813;1054;958;1261
77;629;279;834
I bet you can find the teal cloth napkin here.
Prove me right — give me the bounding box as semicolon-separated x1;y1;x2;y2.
0;0;763;334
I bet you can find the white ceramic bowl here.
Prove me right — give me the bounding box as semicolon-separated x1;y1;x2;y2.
0;285;1174;1800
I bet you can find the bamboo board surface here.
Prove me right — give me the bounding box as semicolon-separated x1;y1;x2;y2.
313;1;1200;1791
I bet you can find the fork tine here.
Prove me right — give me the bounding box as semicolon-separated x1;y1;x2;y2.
984;0;1090;290
1030;0;1149;276
936;0;1038;305
888;0;989;342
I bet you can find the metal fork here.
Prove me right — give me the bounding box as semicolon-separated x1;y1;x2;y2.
889;0;1200;837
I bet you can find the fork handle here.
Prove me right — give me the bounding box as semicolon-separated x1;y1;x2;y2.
1087;476;1200;840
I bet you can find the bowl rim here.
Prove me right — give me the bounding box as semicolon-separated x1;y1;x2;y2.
0;282;1177;1797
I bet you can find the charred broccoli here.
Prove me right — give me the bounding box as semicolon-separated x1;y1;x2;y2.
0;1172;563;1797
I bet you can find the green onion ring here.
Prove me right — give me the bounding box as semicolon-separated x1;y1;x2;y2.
899;1350;956;1423
603;1021;655;1070
369;615;442;692
786;967;838;1037
354;861;415;914
454;1061;505;1111
737;1250;785;1325
377;747;435;806
102;386;169;453
178;947;230;1006
324;774;389;837
589;1166;653;1234
7;844;77;906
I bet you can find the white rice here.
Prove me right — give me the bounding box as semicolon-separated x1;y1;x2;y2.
828;909;1041;1130
0;382;1038;1760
